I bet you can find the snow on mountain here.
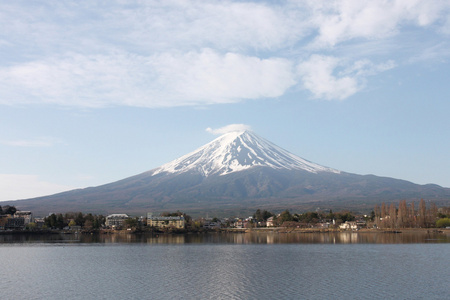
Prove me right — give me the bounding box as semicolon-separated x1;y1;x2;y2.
152;130;340;177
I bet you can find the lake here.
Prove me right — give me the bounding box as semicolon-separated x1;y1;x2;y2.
0;231;449;299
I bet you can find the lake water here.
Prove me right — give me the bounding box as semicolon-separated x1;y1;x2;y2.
1;232;449;299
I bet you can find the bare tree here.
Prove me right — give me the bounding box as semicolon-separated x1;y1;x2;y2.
410;202;416;227
397;200;407;228
389;203;397;228
374;204;380;227
381;202;387;228
418;199;426;228
428;202;438;228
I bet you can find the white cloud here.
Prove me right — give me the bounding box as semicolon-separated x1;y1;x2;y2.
0;174;73;201
297;55;395;100
206;124;252;135
147;49;296;106
0;0;449;105
0;50;296;107
308;0;449;48
297;55;359;100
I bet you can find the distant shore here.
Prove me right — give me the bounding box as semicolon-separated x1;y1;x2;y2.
228;227;450;234
1;227;448;236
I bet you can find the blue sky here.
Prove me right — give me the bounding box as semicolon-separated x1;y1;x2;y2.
1;0;450;201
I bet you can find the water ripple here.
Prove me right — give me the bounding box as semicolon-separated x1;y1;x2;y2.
0;243;449;299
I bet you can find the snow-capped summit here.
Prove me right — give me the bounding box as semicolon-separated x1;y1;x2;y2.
152;130;340;177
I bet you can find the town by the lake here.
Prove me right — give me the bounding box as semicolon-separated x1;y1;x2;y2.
2;200;449;235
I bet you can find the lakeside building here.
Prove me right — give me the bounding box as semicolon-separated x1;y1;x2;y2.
105;214;129;228
339;221;366;230
33;218;45;229
147;213;185;229
14;211;33;225
202;220;221;229
0;211;33;230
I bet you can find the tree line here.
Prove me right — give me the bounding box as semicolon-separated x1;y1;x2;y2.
44;212;105;229
251;208;358;228
251;202;450;229
373;199;450;228
0;205;17;215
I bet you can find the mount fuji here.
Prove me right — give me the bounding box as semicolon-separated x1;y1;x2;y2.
152;130;340;177
5;130;450;216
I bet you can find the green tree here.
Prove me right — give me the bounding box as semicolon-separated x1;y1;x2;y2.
45;214;57;228
25;222;37;230
254;209;263;221
124;218;138;228
436;218;450;228
276;210;294;225
56;214;65;229
253;209;273;222
298;212;319;223
262;210;274;221
92;215;105;229
75;212;84;226
2;205;16;215
337;212;355;223
325;210;335;220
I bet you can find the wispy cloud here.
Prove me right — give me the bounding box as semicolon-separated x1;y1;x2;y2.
206;124;252;135
1;137;63;148
307;0;448;48
297;55;396;100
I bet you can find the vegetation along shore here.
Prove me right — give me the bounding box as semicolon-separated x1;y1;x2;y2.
1;200;449;235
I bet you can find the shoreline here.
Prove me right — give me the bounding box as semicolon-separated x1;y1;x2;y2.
1;227;449;236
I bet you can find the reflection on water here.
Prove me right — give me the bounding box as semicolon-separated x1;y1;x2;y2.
1;230;449;244
0;233;449;299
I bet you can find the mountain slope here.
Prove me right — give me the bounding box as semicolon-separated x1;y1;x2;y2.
152;130;339;176
5;130;450;216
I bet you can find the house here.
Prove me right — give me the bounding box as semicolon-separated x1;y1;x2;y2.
5;217;25;229
0;211;33;230
105;214;129;228
339;221;357;230
233;219;244;229
339;221;366;230
34;218;45;229
266;216;274;227
202;221;221;229
14;211;33;225
316;222;331;228
202;219;222;229
147;213;185;229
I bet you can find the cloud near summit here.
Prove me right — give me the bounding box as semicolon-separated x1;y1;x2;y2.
206;124;252;135
0;0;449;107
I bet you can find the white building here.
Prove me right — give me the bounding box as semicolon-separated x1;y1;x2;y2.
14;211;33;225
105;214;129;228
